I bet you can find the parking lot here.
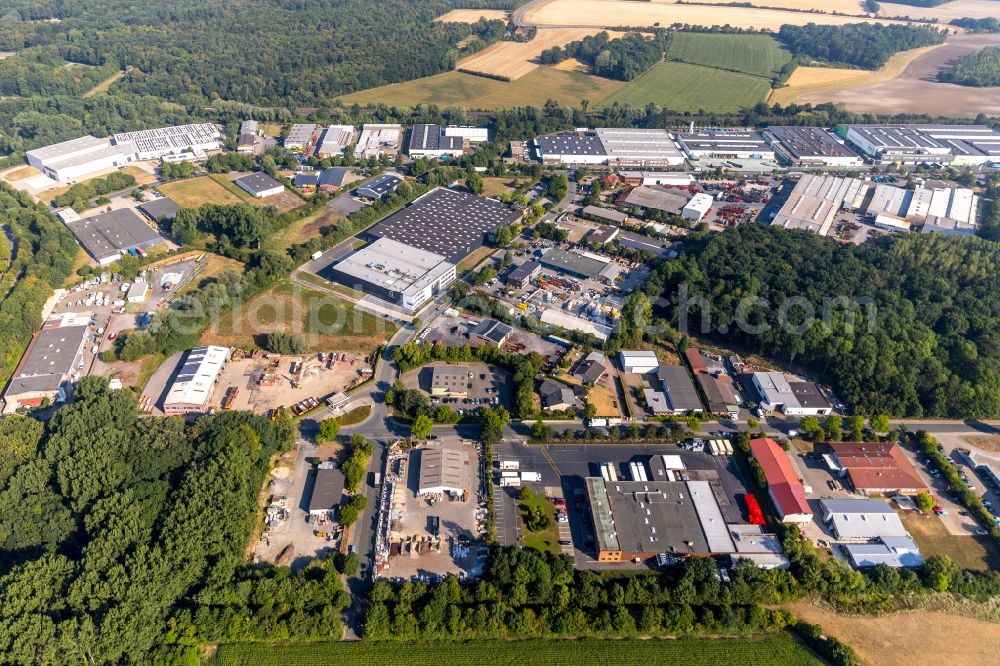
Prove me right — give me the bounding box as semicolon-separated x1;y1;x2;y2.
421;315;566;366
401;361;512;414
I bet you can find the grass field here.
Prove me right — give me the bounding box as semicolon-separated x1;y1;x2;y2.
173;252;245;297
199;280;394;355
336;404;371;426
666;32;790;78
210;635;820;665
519;490;560;555
159;176;244;207
83;67;130;98
598;61;770;113
340;68;624;110
457;27;615;80
3;165;40;181
435;8;509;23
456;245;496;274
898;510;1000;572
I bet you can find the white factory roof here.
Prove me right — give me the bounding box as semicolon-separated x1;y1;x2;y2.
754;372;798;407
112;123;220;154
354;124;403;158
684;193;714;213
317;125;356;154
333;237;454;299
687;480;734;553
595;128;683;161
821;498;909;540
26;135;108;162
539;308;611;341
843;536;923;568
164;345;229;409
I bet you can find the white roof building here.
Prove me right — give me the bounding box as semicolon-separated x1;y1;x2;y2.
682;193;714;221
112;123;220;160
163;346;229;415
26;135;137;182
315;124;356;157
354;124;404;159
820;498;909;540
843;536;923;568
619;350;658;374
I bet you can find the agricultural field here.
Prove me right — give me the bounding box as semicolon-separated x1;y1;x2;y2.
457;27;618;80
199;280;394;355
158;175;244;207
598;61;770;113
210;635;821;666
340;68;624;110
693;0;869;13
789;602;1000;666
878;0;1000;22
435;8;509;23
666;32;791;78
520;0;904;31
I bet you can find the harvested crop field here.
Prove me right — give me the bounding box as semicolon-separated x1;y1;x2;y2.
457;27;620;80
666;32;791;78
878;0;1000;22
789;602;1000;666
521;0;905;31
340;67;624;109
792;32;1000;116
599;61;770;112
694;0;869;12
158;176;243;207
554;57;590;73
435;9;509;23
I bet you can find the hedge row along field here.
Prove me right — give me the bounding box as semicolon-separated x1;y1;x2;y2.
210;635;821;666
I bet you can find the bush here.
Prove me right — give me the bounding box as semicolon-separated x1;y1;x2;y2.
264;331;308;355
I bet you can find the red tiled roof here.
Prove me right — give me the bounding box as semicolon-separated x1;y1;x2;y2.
750;438;812;518
828;442;926;492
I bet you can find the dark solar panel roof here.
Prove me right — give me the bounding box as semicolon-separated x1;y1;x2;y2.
408;124;462;153
367;188;521;262
358;173;403;197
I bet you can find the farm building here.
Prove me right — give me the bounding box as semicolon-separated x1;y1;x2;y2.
356;172;403;200
751;372;831;415
315;125;356;158
308;466;345;517
824;442;926;495
417;447;471;497
364;187;522;264
1;314;90;413
430;365;471;397
540;379;576;411
162;346;229;415
137;197;181;223
235;172;285;198
619;350;658;374
506;260;540;288
408;124;464;158
354;124;404;159
764;126;863;168
62;208;164;265
749;438;812;523
657;365;703;414
285;123;319;152
324;237;455;312
682;193;713;221
675;130;773;161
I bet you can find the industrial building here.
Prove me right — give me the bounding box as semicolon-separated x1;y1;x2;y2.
408;124;465;158
239;120;259;136
618;186;688;216
764;126;863;168
535;128;684;166
137;197;181;223
356;172;403;200
315;125;356;158
417;447;471;497
540;379;576;411
111;123;221;160
365;187;521;264
308;466;345;517
682;193;713;221
61;208;165;265
539;248;611;279
845;123;1000;165
586;225;619;245
770;174;866;235
126;279;149;303
643;389;671;415
820;498;909;540
325;237;456;312
728;524;791;570
843;536;923;568
581;205;628;225
26;135;137;182
750;438;812;523
234;172;285;198
675;130;774;161
864;183;978;234
444;125;489;143
657;365;703;414
619;350;658;374
619;172;695;187
824;442;926;495
285;123;319;152
314;167;353;193
696;374;740;417
473;319;513;346
354;124;404;159
1;314;91;413
506;260;541;288
430;365;471;397
751;372;832;415
162;345;230;415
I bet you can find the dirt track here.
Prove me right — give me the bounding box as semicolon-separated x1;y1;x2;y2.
799;33;1000;117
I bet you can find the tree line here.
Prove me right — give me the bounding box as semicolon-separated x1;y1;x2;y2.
776;23;946;70
938;46;1000;87
539;32;670;81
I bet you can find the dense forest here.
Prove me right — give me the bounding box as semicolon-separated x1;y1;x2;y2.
0;378;350;663
539;31;669;81
938;46;1000;87
0;183;78;388
647;225;1000;418
949;17;1000;33
776;23;947;70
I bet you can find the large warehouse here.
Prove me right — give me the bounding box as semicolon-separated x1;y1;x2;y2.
749;438;812;523
825;442;926;495
675;130;774;161
764;126;863;168
325;237;456;312
752;372;832;416
26;135;136;182
865;183;978;233
657;365;703;414
354;124;404;159
365;187;522;264
1;314;91;413
845;123;1000;165
408;124;464;158
539;248;611;279
60;208;165;265
535;128;684;166
111;123;221;160
417;447;471;498
315;124;356;158
162;346;229;415
769;174;866;235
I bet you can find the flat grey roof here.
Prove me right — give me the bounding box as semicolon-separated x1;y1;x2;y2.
603;479;710;555
418;447;471;492
66;208;164;262
676;130;768;152
138;197;181;222
368;187;521;262
331;237;453;297
357;172;402;197
309;467;345;513
432;365;470;390
506;259;540;284
285;123;318;145
659;365;703;412
619;186;688;214
790;381;830;409
537;132;606;157
767;126;859;159
595;127;684;161
616;230;671;256
582;205;627;223
540;248;608;279
26;135;106;162
9;323;89;392
234;172;283;195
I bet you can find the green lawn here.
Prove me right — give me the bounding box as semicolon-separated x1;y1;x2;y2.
666;32;790;78
598;61;771;113
211;635;820;665
336;404;372;426
519;489;560;556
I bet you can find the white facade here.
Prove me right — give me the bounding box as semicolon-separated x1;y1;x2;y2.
163;345;229;415
444;126;489;143
27;136;136;182
620;172;695;186
619;350;658;374
682;193;713;221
